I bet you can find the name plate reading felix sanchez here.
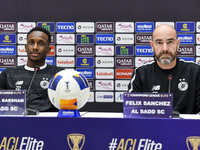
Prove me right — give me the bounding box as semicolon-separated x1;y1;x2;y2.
0;90;26;116
123;93;173;118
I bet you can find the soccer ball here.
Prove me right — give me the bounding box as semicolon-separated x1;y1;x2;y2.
48;70;90;110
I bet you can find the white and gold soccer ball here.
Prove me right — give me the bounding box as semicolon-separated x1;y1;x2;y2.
48;70;90;110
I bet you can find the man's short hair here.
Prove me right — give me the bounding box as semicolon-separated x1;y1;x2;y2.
27;26;51;44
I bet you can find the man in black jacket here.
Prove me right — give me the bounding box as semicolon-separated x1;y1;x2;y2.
0;27;64;112
128;24;200;114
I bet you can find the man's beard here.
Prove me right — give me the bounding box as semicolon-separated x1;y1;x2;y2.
154;49;177;65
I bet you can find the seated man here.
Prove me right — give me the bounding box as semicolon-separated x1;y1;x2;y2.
0;27;64;112
128;24;200;114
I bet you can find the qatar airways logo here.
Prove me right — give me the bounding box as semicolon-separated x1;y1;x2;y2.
115;22;134;32
96;45;114;56
177;46;194;56
96;80;113;90
57;34;74;44
115;57;134;67
0;57;16;67
96;22;114;32
17;22;36;32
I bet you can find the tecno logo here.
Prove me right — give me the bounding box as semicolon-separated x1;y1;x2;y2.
115;69;133;79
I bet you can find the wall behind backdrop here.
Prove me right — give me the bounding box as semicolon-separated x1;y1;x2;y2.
0;0;199;112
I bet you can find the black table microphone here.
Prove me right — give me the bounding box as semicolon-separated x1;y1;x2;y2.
25;66;40;115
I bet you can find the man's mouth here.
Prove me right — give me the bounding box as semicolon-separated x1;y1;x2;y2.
31;52;39;57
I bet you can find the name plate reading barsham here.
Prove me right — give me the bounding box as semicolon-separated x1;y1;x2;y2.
123;93;173;118
0;90;26;116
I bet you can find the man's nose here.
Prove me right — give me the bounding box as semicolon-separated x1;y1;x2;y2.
33;43;38;50
162;43;168;51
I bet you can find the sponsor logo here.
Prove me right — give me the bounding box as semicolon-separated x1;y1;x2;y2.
0;22;16;32
186;136;200;150
115;57;134;67
18;22;36;32
96;80;113;90
96;69;114;79
56;45;75;56
95;92;114;102
196;34;200;44
56;57;74;67
135;45;154;56
88;92;94;102
177;34;195;44
115;22;134;32
0;34;16;44
96;57;114;67
115;69;133;79
76;57;94;67
88;80;94;91
135;22;154;32
115;34;134;44
96;34;114;44
47;45;55;56
177;46;194;56
57;22;75;32
115;80;129;91
196;57;200;65
17;34;27;44
0;136;44;150
18;57;27;66
0;68;6;74
76;22;94;33
108;138;162;150
155;22;174;28
67;133;85;150
18;45;26;56
196;46;200;56
115;92;124;102
96;22;114;32
76;34;94;44
37;22;55;32
176;22;195;32
0;45;16;55
76;45;94;56
196;22;200;33
135;57;154;67
115;45;134;56
96;45;114;56
50;34;55;44
45;57;55;65
57;34;75;44
179;57;195;62
0;57;16;67
76;69;94;79
135;34;152;44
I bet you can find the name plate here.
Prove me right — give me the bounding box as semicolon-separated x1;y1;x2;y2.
0;90;26;116
123;93;173;118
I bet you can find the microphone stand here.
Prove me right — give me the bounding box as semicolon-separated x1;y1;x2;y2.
167;75;180;118
25;66;40;115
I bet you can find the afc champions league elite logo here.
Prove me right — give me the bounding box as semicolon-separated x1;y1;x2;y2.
178;78;188;91
186;136;200;150
67;133;85;150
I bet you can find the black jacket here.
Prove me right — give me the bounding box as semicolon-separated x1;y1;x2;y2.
128;58;200;114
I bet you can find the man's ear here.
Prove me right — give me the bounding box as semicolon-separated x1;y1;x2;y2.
47;46;51;54
25;44;27;52
149;40;154;50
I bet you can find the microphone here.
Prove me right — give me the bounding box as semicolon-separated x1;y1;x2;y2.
167;75;173;93
25;65;40;115
167;75;180;118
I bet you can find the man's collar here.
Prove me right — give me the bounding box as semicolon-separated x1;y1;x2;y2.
24;63;47;71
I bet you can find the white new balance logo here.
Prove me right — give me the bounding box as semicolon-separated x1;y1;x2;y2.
152;85;160;91
15;81;24;85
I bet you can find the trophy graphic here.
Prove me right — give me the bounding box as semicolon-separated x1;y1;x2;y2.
186;136;200;150
67;133;85;150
